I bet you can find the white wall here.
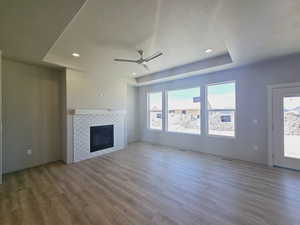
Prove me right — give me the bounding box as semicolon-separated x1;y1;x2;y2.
139;54;300;165
66;69;127;110
127;85;140;143
64;69;128;163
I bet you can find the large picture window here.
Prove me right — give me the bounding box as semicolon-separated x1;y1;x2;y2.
207;82;236;137
148;92;163;130
167;87;201;134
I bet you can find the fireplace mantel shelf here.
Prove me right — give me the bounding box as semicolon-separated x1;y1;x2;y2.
71;109;126;115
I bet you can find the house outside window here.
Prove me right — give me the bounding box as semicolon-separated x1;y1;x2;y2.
207;82;236;137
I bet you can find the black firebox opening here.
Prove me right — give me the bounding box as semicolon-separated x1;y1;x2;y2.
90;125;114;152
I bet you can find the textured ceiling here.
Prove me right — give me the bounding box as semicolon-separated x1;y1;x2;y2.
1;0;300;84
217;0;300;64
44;0;300;83
44;0;227;77
0;0;87;62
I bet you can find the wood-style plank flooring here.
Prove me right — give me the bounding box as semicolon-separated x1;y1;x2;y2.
1;142;300;225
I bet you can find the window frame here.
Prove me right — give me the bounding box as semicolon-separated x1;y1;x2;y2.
165;86;202;136
205;81;237;139
147;91;163;131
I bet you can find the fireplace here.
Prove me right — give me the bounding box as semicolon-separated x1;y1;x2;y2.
90;125;114;152
72;109;126;162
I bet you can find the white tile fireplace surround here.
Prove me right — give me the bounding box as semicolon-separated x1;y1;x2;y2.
72;109;126;162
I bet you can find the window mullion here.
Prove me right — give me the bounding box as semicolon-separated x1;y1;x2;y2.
200;85;206;135
163;90;167;132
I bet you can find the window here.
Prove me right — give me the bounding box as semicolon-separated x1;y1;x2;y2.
167;87;201;134
283;96;300;159
148;92;163;130
207;82;236;137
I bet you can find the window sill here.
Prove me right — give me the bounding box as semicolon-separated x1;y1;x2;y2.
207;134;236;139
147;128;163;132
166;130;201;136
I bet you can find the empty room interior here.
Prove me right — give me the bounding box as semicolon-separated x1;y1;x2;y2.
1;0;300;224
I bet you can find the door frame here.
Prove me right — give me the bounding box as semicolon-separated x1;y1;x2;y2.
267;82;300;167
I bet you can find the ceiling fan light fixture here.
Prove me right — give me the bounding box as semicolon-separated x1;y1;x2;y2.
114;49;162;72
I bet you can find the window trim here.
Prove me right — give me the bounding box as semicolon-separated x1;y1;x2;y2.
147;91;163;131
205;81;237;139
165;86;201;135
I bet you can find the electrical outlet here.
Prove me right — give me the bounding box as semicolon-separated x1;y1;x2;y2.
27;149;32;155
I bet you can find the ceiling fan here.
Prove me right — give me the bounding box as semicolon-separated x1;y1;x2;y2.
114;50;163;71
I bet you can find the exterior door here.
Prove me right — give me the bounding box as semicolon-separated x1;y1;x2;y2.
272;87;300;170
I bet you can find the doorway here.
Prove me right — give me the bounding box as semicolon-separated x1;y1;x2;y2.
270;84;300;170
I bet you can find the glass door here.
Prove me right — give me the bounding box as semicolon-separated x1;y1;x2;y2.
273;87;300;170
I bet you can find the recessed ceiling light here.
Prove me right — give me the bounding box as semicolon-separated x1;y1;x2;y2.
205;49;213;53
72;52;80;57
132;72;137;76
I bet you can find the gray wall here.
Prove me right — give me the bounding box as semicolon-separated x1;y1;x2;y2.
2;59;63;173
127;85;140;143
0;51;2;182
139;54;300;165
60;71;67;164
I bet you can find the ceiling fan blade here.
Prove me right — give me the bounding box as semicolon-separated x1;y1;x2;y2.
144;52;163;62
142;63;150;71
114;59;138;63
